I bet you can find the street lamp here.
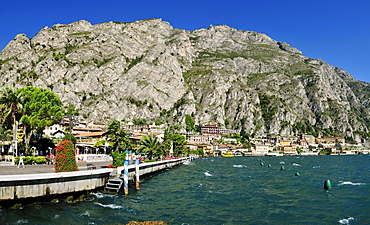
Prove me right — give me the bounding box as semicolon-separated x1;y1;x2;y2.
32;146;36;157
104;142;109;155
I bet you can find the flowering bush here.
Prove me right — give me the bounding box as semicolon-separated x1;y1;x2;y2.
54;140;79;172
107;164;118;168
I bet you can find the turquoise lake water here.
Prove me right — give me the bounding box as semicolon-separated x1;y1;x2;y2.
1;155;370;224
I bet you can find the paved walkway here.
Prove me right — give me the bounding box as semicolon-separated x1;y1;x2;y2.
0;161;113;175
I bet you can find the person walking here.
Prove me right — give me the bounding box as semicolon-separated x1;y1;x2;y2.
17;153;25;168
50;153;55;165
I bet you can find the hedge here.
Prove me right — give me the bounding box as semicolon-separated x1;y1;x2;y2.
14;156;47;165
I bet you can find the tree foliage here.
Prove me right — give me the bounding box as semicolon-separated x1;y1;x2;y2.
258;93;278;130
0;86;26;153
132;117;147;125
17;86;64;133
94;139;111;147
111;149;127;167
137;135;162;159
33;136;55;154
0;86;24;126
185;114;195;132
62;133;77;145
164;132;189;157
0;126;12;141
107;119;132;151
0;86;64;153
64;104;80;131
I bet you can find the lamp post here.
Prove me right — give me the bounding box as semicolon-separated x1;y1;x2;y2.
32;146;36;157
11;122;18;165
169;141;174;158
104;142;109;155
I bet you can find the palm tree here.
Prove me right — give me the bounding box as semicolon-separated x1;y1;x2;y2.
107;119;131;151
0;86;24;160
137;135;162;160
163;131;188;156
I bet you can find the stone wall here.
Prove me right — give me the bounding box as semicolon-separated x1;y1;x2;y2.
0;169;112;201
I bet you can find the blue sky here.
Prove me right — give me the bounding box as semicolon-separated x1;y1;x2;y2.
1;0;369;82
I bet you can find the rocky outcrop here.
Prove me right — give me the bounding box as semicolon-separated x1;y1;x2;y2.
0;19;369;140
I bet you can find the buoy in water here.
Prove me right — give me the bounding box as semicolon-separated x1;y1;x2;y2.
280;165;285;170
295;172;300;176
324;180;332;190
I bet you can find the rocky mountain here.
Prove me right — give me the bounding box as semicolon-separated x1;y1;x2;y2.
0;18;369;141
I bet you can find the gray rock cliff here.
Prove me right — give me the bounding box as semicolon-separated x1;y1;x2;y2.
1;19;369;141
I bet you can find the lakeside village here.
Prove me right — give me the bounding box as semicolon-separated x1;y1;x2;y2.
1;118;370;163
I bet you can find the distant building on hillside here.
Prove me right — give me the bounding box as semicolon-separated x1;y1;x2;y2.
316;136;345;144
298;133;315;145
44;123;67;137
201;124;219;135
87;121;106;129
125;124;150;133
201;123;233;135
186;135;214;144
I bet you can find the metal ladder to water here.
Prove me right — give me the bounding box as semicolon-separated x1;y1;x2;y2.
104;178;124;193
104;177;135;193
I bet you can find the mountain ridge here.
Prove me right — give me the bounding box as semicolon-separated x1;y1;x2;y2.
0;18;369;141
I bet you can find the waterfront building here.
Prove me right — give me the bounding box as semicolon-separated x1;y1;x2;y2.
279;140;291;146
251;144;270;155
280;145;297;155
341;149;355;155
325;146;337;154
186;134;214;144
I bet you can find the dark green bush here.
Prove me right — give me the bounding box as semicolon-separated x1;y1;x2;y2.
111;150;127;167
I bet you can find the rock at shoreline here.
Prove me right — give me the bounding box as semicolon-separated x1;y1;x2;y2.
125;221;169;225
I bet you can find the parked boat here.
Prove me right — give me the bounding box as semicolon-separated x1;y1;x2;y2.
265;152;284;156
221;153;235;157
234;152;243;157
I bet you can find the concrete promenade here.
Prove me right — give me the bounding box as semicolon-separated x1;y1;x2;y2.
0;158;190;201
0;161;114;201
0;161;113;176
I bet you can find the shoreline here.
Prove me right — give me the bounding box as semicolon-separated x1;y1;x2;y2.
0;158;189;204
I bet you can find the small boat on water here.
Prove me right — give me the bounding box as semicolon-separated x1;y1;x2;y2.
221;153;235;157
265;152;284;156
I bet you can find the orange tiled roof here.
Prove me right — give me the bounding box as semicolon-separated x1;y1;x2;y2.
75;131;106;137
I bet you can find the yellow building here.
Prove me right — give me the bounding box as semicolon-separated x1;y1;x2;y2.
279;140;291;146
280;145;297;155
